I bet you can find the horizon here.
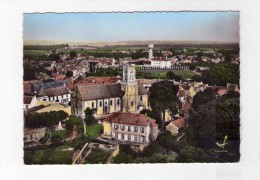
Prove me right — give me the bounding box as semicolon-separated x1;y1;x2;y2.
23;12;239;43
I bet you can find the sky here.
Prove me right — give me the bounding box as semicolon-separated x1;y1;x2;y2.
23;12;239;42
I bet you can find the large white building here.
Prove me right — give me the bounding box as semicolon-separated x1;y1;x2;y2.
151;57;171;68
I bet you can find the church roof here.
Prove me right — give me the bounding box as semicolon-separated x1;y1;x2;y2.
77;83;124;101
138;84;148;95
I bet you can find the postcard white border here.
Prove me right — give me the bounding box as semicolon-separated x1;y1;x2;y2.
0;1;260;180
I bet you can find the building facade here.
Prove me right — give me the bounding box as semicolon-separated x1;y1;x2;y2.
103;113;158;145
37;86;71;104
71;64;149;118
151;57;171;68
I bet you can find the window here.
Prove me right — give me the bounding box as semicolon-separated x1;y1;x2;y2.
114;125;118;130
128;134;131;141
117;99;120;105
99;101;102;107
92;102;94;108
134;127;138;132
134;135;137;142
121;133;124;140
110;100;113;105
121;125;125;131
140;96;143;101
128;126;131;132
140;127;144;133
115;133;118;139
131;101;134;107
43;99;46;101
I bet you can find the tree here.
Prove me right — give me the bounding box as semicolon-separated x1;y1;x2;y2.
187;102;217;149
166;71;182;81
51;134;63;146
192;88;215;111
25;111;68;128
189;64;196;71
48;53;60;61
70;51;77;59
142;141;163;157
65;116;84;135
65;71;73;77
84;108;96;125
149;81;180;130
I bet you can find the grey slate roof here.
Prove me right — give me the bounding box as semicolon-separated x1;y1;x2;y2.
38;86;70;97
33;80;68;92
77;83;124;101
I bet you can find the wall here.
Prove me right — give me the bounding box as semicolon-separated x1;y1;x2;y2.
103;121;112;136
36;101;72;115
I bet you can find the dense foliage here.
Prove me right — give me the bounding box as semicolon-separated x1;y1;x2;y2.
23;64;50;81
65;116;84;135
25;111;68;128
149;80;180;129
86;67;120;77
192;63;239;86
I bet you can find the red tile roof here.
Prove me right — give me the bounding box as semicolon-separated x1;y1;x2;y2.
104;112;158;127
172;118;186;128
181;101;191;113
23;81;32;94
24;96;33;104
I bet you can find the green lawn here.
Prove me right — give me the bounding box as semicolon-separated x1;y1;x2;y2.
24;149;73;164
137;70;197;79
173;70;198;79
51;129;70;139
84;149;111;164
87;124;103;139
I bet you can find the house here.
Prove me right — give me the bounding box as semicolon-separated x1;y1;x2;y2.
71;64;149;118
37;86;71;104
24;127;47;142
23;81;33;95
215;86;227;97
227;83;240;93
103;112;158;145
32;79;68;95
180;99;192;117
166;118;186;135
150;57;171;68
23;95;37;111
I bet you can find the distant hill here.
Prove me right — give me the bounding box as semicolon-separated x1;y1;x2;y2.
24;40;239;49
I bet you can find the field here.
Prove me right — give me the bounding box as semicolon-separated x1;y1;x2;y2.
24;50;47;55
24;149;73;164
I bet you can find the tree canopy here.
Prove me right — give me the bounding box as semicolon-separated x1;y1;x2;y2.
149;80;180;130
25;111;68;128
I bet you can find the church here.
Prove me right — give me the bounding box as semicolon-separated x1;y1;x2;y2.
71;64;149;118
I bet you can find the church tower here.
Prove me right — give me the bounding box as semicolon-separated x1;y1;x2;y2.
121;64;138;113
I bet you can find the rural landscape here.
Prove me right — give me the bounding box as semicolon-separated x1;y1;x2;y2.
23;12;240;164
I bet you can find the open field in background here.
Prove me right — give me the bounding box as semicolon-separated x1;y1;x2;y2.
24;50;47;55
